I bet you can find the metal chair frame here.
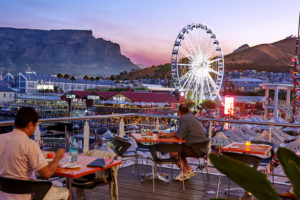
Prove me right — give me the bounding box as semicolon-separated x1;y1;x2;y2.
0;176;52;200
149;143;184;193
112;136;143;176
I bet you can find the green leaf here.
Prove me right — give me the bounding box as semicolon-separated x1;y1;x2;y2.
209;153;279;200
288;160;300;198
277;147;300;199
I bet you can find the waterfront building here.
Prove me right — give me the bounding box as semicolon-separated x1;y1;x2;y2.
61;90;180;116
2;73;14;88
260;83;293;121
228;70;291;83
230;78;264;92
0;81;15;103
15;93;68;118
232;96;264;116
2;71;115;93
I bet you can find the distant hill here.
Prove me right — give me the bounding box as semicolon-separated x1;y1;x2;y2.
232;44;250;53
119;63;171;80
119;37;297;80
225;37;296;72
0;27;138;76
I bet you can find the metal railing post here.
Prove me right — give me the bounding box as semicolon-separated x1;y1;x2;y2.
267;125;273;175
207;121;213;173
156;118;159;132
268;126;273;143
83;119;90;153
34;122;41;144
119;117;125;138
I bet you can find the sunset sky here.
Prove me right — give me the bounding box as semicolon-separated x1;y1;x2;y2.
0;0;299;67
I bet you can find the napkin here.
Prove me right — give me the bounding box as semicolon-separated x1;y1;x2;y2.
60;162;81;168
87;158;107;168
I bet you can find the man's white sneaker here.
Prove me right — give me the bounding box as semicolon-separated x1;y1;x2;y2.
174;172;190;181
175;173;184;181
187;170;196;178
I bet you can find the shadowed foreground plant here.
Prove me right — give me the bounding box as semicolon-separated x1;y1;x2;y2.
277;147;300;198
209;147;300;200
209;153;278;200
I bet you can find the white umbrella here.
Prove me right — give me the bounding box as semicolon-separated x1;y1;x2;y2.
253;130;282;147
284;138;300;152
212;132;232;146
272;127;289;143
226;128;246;142
241;125;259;137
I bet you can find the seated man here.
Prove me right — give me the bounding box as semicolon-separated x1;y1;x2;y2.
159;104;209;181
0;107;69;200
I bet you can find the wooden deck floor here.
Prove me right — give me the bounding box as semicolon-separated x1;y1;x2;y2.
74;165;290;200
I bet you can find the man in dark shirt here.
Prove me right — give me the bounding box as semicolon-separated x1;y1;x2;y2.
159;104;208;181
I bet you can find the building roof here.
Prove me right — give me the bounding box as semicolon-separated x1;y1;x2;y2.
0;80;14;92
93;91;118;99
61;90;94;99
230;78;263;82
120;91;179;103
260;83;294;89
61;90;179;103
223;96;264;104
16;94;61;101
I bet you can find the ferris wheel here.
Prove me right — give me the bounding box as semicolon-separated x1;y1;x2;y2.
171;23;224;103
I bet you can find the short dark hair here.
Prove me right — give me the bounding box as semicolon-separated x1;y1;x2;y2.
15;107;39;128
179;104;190;115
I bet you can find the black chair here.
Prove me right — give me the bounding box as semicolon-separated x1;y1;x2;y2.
149;143;183;193
190;139;210;170
112;136;142;176
72;150;119;200
72;171;113;200
136;141;153;181
251;140;275;184
0;177;52;200
222;152;262;169
186;139;210;190
221;151;262;199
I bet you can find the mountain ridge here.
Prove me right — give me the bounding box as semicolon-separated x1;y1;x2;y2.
225;37;296;72
0;27;138;76
119;37;297;80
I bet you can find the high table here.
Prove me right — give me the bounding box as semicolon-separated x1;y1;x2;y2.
221;142;272;156
55;154;122;199
131;133;185;143
220;142;272;199
130;133;185;182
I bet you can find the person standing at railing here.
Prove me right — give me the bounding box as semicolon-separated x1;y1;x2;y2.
158;104;209;181
0;107;69;200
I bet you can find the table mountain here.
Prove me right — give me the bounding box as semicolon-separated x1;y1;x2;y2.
0;27;138;75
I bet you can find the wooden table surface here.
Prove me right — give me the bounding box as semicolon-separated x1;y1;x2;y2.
54;155;122;178
131;133;185;143
221;142;272;155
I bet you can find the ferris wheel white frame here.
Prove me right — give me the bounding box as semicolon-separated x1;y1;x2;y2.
171;23;224;102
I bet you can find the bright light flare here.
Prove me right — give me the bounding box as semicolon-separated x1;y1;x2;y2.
224;96;234;115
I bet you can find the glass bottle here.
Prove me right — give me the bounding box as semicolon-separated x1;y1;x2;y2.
68;135;78;163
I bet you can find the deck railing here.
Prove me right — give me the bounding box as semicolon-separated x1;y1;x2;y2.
1;113;300;182
1;113;300;151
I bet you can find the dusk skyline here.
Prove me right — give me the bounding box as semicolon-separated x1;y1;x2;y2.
0;0;299;67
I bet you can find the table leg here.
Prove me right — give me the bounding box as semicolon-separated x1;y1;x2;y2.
66;177;72;200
